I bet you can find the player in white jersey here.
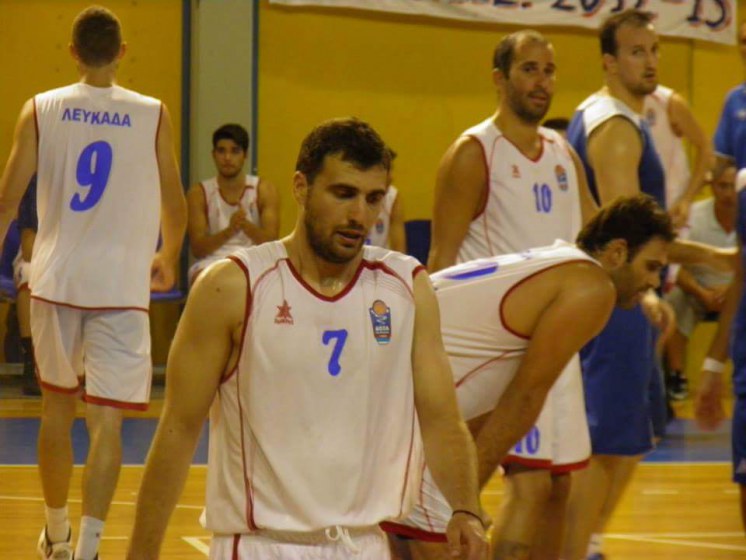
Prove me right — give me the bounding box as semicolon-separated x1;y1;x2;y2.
0;7;187;560
365;184;405;251
384;195;675;560
426;30;597;557
187;123;279;284
127;118;487;560
644;85;713;227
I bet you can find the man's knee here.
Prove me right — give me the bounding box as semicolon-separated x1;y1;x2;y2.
86;403;124;439
505;467;553;508
548;472;571;505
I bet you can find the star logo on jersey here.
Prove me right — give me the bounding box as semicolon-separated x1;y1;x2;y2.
511;164;521;179
369;299;392;344
736;458;746;475
275;299;294;325
555;164;568;192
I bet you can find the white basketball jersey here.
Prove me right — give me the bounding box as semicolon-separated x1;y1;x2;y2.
365;185;398;248
644;85;690;208
456;118;582;262
203;242;425;533
201;174;261;258
32;83;162;309
432;241;597;420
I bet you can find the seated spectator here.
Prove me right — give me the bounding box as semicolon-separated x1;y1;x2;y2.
664;162;739;399
187;124;279;284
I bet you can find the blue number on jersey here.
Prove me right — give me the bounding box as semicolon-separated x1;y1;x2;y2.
513;426;541;455
532;183;553;213
322;329;348;377
70;140;113;212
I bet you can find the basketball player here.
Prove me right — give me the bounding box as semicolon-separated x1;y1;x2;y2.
383;194;675;560
644;85;712;228
0;7;187;560
187;123;279;284
426;30;597;556
126;118;487;560
564;10;676;559
696;169;746;534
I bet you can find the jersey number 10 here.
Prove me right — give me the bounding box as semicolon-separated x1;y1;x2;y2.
532;183;553;214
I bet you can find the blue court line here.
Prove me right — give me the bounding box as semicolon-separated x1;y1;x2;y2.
0;417;731;465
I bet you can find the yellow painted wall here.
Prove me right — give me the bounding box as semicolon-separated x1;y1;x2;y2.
258;0;742;229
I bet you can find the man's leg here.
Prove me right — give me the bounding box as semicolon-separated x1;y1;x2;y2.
492;466;552;559
74;402;124;559
530;472;571;560
37;389;77;557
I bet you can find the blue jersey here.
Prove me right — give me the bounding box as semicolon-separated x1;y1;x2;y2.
568;94;666;208
714;85;746;170
732;188;746;396
568;93;666;454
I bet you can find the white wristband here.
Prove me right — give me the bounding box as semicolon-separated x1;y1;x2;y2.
703;357;726;374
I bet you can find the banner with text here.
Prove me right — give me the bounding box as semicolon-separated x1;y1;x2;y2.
270;0;735;45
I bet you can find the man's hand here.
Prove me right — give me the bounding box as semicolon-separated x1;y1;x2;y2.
445;511;489;559
642;292;676;351
695;369;726;431
228;208;246;232
669;196;692;230
150;253;176;292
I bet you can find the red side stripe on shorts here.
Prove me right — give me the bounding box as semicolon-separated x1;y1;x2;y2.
380;521;447;543
232;534;240;560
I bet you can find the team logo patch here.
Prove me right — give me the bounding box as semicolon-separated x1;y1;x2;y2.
369;299;392;344
645;108;656;126
375;218;385;234
555;164;568;192
275;299;294;325
511;164;521;179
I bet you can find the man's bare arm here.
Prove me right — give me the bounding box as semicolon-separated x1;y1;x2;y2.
240;177;280;245
411;271;487;559
428;137;487;272
0;99;37;244
587;116;644;203
473;264;615;486
127;261;246;559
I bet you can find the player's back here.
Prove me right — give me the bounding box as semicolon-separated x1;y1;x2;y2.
433;241;595;420
32;83;162;309
456;119;582;262
204;242;425;533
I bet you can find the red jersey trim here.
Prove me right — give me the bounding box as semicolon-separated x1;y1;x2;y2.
84;393;148;411
379;521;447;543
412;264;427;278
232;534;240;560
499;260;591;340
454;350;521;389
30;295;149;313
463;134;490;222
38;379;80;395
495;133;546;163
221;256;252;384
503;455;553;470
552;458;590;474
155;103;163;160
17;282;29;292
397;408;418;518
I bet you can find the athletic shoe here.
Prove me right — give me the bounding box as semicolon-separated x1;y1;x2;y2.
667;371;689;401
37;527;73;559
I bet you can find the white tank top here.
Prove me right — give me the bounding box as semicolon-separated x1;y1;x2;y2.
644;85;690;208
31;83;162;309
203;242;425;533
201;174;261;258
433;241;597;420
365;185;398;248
456;118;582;262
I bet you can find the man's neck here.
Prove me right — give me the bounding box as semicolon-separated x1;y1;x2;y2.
283;233;361;297
493;109;542;159
216;173;246;193
80;65;117;88
604;82;645;114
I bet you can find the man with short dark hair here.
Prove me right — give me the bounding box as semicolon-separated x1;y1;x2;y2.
383;194;675;560
0;6;187;560
127;117;487;560
187;123;279;284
